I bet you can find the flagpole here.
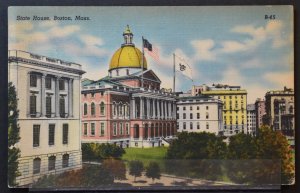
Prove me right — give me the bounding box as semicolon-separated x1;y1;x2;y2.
141;36;144;89
173;53;175;93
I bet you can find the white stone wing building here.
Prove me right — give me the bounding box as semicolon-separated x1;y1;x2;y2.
8;50;85;186
176;95;223;135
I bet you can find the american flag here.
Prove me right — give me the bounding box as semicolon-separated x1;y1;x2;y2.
143;38;159;62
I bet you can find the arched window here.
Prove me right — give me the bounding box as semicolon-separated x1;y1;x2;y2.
62;154;69;168
48;156;56;171
84;103;88;115
33;157;41;174
119;103;123;116
113;103;117;116
100;102;105;115
91;103;95;116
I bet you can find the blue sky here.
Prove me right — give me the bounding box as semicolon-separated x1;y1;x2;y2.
8;6;293;103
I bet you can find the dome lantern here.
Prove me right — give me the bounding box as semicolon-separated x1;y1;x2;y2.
122;25;134;47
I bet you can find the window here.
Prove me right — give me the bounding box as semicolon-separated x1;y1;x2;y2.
63;124;68;144
30;74;37;87
62;154;69;168
59;79;65;90
59;97;65;117
84;103;88;115
33;125;40;147
206;112;209;119
206;106;209;110
91;93;95;98
119;105;123;116
190;113;193;119
183;107;186;111
120;123;123;135
100;122;105;136
113;123;117;135
183;113;186;119
91;103;95;116
33;158;41;174
183;122;186;130
176;107;179;111
113;104;117;116
197;106;199;110
126;123;130;135
48;124;55;145
48;156;56;171
176;113;179;119
90;123;95;136
46;96;51;117
30;95;37;116
197;113;200;119
197;122;200;129
190;106;193;110
84;123;88;136
100;102;105;115
206;122;209;129
45;77;52;89
190;122;193;130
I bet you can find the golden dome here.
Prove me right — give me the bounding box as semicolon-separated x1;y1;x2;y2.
109;45;147;71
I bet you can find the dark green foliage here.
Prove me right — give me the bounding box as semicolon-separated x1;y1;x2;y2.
226;126;294;184
32;164;114;188
8;82;21;187
82;143;125;161
145;162;161;182
128;160;144;182
102;158;126;180
166;132;227;159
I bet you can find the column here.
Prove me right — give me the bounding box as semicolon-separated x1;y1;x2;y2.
152;99;156;119
27;72;31;117
140;97;144;119
41;74;46;117
131;98;136;119
160;100;164;119
146;98;150;119
164;101;167;119
55;76;60;117
68;79;73;117
156;100;160;119
168;101;171;119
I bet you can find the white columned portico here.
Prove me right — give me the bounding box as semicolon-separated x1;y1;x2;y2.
173;102;176;119
164;100;167;119
160;100;164;119
55;76;60;117
168;101;171;119
41;74;46;117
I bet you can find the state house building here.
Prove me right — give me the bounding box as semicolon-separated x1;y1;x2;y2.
81;26;177;147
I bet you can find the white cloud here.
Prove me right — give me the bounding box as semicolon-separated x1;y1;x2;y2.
80;35;104;46
264;71;294;89
191;39;216;61
219;40;247;53
48;25;80;38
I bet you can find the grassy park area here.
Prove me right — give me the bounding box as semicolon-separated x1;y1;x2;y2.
122;147;168;168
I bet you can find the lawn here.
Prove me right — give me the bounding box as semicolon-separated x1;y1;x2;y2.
122;147;168;168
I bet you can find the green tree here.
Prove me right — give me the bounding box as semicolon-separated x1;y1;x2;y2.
102;158;126;180
8;82;21;187
255;126;294;184
166;132;227;159
129;160;144;182
227;133;256;159
145;161;161;183
81;143;125;161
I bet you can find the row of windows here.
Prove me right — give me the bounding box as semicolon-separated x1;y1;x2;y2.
83;122;106;136
179;113;209;119
33;154;69;174
30;95;67;118
182;122;210;130
217;95;245;99
30;74;65;90
83;102;105;116
113;122;130;136
178;106;209;111
33;124;68;147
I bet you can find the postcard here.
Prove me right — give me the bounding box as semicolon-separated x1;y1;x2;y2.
8;6;294;190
